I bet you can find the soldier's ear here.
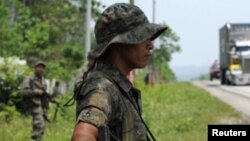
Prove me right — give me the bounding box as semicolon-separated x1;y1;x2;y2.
114;43;126;52
110;43;119;49
106;44;119;55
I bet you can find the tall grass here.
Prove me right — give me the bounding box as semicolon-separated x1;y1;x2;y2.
0;95;76;141
0;79;247;141
138;81;247;141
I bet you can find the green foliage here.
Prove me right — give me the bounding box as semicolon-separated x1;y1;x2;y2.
0;0;103;80
158;63;176;83
135;76;247;141
0;93;76;141
0;104;21;123
153;25;181;63
149;23;181;83
0;0;104;130
0;0;24;56
0;77;247;141
0;57;31;121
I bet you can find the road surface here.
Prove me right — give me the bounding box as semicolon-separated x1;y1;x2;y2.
192;80;250;122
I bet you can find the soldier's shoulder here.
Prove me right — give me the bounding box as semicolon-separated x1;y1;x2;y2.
22;75;33;82
75;71;118;101
76;71;118;96
77;66;88;74
21;75;33;88
87;71;116;89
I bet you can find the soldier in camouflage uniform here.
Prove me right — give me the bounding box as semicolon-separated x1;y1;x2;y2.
74;51;95;91
21;61;49;141
71;3;167;141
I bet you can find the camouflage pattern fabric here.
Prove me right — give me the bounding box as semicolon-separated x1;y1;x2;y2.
31;106;46;141
21;75;48;141
75;61;147;141
93;3;168;58
74;66;88;92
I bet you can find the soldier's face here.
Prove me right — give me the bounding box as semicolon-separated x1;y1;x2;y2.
35;65;45;76
120;40;154;69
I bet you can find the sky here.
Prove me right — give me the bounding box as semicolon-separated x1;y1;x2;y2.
102;0;250;68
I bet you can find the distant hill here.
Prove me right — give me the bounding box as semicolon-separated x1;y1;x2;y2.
171;65;209;81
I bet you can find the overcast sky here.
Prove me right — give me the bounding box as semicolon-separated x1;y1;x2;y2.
102;0;250;67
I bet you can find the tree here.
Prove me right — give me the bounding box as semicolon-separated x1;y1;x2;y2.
0;57;31;121
148;23;181;83
0;0;103;80
0;0;104;119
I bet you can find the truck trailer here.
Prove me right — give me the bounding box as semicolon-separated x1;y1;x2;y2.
219;23;250;85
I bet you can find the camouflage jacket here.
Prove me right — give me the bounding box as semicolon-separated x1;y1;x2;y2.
21;74;48;109
75;61;147;141
74;65;88;93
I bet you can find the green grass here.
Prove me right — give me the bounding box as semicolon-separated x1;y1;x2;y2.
0;81;247;141
138;82;247;141
0;96;76;141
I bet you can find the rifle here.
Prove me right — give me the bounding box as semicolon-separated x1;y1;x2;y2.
52;101;65;121
33;81;64;121
42;92;66;122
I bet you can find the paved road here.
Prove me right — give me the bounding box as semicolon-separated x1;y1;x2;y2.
192;80;250;122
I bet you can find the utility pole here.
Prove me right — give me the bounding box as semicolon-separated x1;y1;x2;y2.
149;0;156;85
152;0;156;23
85;0;91;60
129;0;134;5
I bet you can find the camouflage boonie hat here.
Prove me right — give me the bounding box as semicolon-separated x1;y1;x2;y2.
93;3;168;58
34;60;46;68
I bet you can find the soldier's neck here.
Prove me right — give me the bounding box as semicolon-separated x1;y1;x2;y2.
103;47;133;76
35;73;42;79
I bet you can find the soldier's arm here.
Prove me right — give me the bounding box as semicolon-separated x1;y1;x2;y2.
21;78;43;96
72;83;112;140
71;122;98;141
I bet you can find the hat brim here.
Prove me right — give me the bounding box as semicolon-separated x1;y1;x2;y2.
34;63;46;68
93;23;168;58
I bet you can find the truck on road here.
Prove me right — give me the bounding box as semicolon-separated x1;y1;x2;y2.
219;23;250;85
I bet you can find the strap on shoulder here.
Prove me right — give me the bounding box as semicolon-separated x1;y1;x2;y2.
95;71;156;141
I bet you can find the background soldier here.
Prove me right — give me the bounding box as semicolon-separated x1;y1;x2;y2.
71;3;167;141
21;61;49;141
74;51;95;91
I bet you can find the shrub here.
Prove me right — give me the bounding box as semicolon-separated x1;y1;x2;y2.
0;57;31;121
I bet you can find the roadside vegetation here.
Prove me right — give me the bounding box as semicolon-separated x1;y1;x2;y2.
137;75;248;141
0;75;247;141
0;1;247;141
